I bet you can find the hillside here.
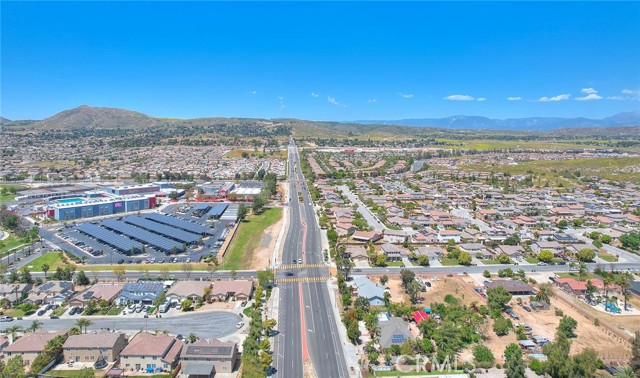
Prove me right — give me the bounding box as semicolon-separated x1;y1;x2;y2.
353;111;640;131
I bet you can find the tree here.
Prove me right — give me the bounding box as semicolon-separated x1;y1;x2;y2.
27;320;43;332
263;318;277;336
400;269;415;289
620;232;640;250
380;275;389;286
41;264;50;280
374;254;387;267
538;250;554;263
6;325;22;341
535;284;552;304
0;356;25;378
181;298;193;311
601;234;612;244
187;333;198;343
577;248;596;262
75;319;93;334
630;330;640;373
237;204;249;221
473;345;495;369
558;316;578;338
504;234;520;246
458;251;472;266
483;270;491;278
417;254;430;266
557;219;568;229
569;348;598;378
19;268;32;284
497;253;511;264
182;263;193;279
73;368;95;378
615;367;636;378
504;343;522;362
493;316;512;336
259;351;273;372
505;346;526;378
487;286;512;312
543;331;571;378
257;269;274;287
112;266;126;281
75;270;90;286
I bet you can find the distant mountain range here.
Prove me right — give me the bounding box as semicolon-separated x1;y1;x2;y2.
1;106;639;136
353;111;640;131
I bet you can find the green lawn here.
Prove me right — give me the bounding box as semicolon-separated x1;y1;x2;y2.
47;369;103;378
440;258;459;266
599;253;618;262
223;207;283;270
387;261;405;267
525;257;540;264
25;251;69;272
0;193;16;203
556;272;597;279
482;259;509;265
81;262;210;272
4;308;26;317
0;233;27;256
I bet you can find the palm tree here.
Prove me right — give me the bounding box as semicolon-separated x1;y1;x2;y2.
578;262;587;281
535;284;552;305
28;320;43;332
6;325;22;341
616;272;632;312
614;366;635;378
603;275;614;308
75;319;93;334
41;264;49;280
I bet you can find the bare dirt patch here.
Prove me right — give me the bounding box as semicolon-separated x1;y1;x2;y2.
420;275;484;308
508;290;632;360
248;209;284;270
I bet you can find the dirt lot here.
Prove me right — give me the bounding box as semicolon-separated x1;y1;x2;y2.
507;289;633;360
420;274;485;308
249;209;284;270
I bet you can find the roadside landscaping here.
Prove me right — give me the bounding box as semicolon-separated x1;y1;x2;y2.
223;207;282;270
25;251;69;271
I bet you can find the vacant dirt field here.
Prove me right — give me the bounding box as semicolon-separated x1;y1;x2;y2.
508;290;632;360
251;208;284;270
419;274;484;308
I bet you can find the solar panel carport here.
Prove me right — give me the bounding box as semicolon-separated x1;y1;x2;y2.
123;216;200;244
144;212;212;235
207;203;228;219
101;219;184;253
76;222;143;254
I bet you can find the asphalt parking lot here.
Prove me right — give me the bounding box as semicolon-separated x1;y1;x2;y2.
42;206;237;265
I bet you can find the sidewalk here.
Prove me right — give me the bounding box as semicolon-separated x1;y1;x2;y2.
326;278;361;377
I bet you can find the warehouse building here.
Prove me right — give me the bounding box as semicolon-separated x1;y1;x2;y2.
49;195;156;221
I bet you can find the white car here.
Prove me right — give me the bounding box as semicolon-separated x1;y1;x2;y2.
236;321;245;329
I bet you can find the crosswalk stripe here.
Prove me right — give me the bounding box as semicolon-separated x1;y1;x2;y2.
275;276;330;283
276;263;325;270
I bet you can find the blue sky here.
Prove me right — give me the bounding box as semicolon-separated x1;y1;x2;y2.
2;1;639;121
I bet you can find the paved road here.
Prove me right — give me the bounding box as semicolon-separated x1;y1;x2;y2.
451;208;493;233
3;311;241;339
274;141;350;378
337;184;388;232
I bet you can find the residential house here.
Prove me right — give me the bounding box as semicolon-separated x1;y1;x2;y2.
531;241;564;255
484;280;536;296
383;230;407;243
68;283;124;308
63;331;128;363
345;246;369;263
380;243;405;262
3;330;67;367
351;230;383;243
378;317;415;349
120;332;184;373
460;243;493;260
0;283;31;305
180;339;239;378
335;222;358;236
117;282;165;305
352;276;385;306
413;246;445;262
494;245;525;259
166;281;211;304
210;280;253;301
0;335;9;352
437;230;461;243
26;281;74;305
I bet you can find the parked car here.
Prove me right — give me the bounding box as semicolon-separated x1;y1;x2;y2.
236;321;245;329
